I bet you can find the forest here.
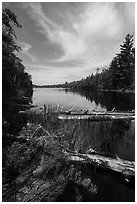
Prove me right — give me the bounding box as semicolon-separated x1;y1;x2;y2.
2;8;33;141
39;34;135;92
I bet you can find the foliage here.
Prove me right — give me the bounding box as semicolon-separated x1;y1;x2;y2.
109;34;135;90
3;123;98;202
2;8;33;139
3;105;134;201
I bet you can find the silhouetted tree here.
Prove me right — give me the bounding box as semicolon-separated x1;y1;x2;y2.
2;8;33;138
109;34;135;90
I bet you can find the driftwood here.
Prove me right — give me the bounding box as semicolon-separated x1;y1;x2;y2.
61;110;135;116
64;150;135;188
58;114;135;121
65;151;135;176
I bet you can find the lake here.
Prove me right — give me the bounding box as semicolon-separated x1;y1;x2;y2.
32;88;106;111
32;87;135;161
31;87;135;201
32;88;135;112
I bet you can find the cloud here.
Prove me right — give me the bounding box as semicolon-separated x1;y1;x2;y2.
26;65;71;85
20;2;134;84
19;41;36;62
22;2;134;67
22;3;87;62
25;62;101;85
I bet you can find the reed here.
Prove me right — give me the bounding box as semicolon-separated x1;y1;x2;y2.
28;104;132;155
3;104;133;201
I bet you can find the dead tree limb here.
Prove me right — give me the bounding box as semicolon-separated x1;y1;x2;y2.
63;150;135;188
64;151;135;176
58;114;135;121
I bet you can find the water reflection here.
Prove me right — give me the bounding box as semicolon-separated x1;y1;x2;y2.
65;89;135;111
33;88;135;112
32;88;105;111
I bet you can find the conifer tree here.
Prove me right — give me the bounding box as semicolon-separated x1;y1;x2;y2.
109;34;135;90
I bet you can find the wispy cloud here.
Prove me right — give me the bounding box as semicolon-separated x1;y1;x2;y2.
22;2;134;68
27;64;73;85
18;41;36;62
22;3;87;62
19;2;135;84
26;63;101;85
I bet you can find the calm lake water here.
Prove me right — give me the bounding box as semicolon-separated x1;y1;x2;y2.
32;88;135;161
33;88;135;111
31;88;135;201
32;88;105;111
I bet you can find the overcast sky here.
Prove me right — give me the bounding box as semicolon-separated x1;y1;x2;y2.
3;2;135;85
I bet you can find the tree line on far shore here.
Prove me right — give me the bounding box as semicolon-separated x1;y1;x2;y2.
38;34;135;92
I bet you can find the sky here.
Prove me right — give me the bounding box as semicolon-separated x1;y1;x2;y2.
3;2;135;85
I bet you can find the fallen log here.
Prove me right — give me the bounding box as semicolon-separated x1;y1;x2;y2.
58;114;135;121
60;110;135;116
65;151;135;176
64;150;135;188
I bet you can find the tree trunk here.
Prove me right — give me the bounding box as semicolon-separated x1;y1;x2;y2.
58;114;135;121
64;150;135;188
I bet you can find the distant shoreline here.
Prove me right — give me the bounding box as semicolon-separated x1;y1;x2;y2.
33;85;135;94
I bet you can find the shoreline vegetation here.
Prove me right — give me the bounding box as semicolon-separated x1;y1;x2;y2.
33;85;135;94
2;8;135;202
2;8;33;138
3;105;135;201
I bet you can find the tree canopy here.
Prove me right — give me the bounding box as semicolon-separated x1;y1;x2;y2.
2;8;33;136
109;34;135;90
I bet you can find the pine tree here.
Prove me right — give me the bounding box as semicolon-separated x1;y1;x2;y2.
118;34;135;89
109;57;119;89
109;34;135;90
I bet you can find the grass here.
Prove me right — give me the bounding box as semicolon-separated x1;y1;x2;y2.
2;104;98;201
2;104;133;201
28;104;132;155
